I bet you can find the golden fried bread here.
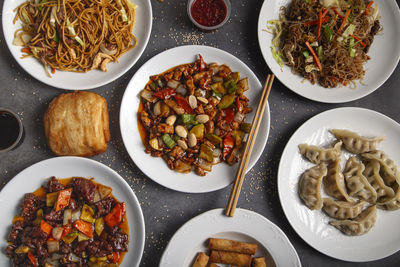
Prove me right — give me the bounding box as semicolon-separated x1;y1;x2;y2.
44;91;110;156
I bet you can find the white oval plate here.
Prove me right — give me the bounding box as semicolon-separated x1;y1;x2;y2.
0;156;145;267
2;0;152;90
159;208;301;267
278;107;400;262
257;0;400;103
120;45;270;193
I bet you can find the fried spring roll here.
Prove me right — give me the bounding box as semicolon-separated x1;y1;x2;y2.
208;238;258;255
209;250;252;267
192;252;209;267
209;263;220;267
252;257;267;267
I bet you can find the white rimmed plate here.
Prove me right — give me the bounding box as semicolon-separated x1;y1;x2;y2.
0;156;145;267
120;45;270;193
278;107;400;262
257;0;400;103
159;208;301;267
2;0;152;90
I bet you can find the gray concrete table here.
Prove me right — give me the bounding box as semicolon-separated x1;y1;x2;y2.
1;0;399;266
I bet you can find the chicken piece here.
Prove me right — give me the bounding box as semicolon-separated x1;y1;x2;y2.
157;123;174;134
140;110;152;128
170;145;184;158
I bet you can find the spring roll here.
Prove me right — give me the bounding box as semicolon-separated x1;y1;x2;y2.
208;238;258;255
192;252;209;267
209;264;220;267
209;250;252;267
252;257;267;267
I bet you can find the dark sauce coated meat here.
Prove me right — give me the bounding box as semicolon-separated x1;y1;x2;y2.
6;177;129;266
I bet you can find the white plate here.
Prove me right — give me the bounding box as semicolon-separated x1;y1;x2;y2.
0;156;145;267
2;0;152;90
120;45;270;193
257;0;400;103
278;107;400;262
159;208;301;267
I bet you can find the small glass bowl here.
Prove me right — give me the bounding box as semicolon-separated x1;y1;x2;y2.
0;108;23;152
187;0;231;31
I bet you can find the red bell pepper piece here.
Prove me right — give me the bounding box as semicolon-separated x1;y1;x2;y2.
223;135;234;161
60;226;72;239
112;252;120;263
55;188;72;211
73;220;93;238
153;88;176;99
40;220;53;235
105;203;126;227
27;251;38;267
224;108;235;124
174;95;193;113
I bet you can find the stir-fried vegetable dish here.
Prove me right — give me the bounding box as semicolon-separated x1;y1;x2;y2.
268;0;380;87
6;177;128;266
139;55;252;176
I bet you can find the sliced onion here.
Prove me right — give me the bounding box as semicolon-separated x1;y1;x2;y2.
71;209;81;222
100;43;117;55
198;158;212;172
213;148;222;164
47;240;60;253
52;226;64;240
234;112;245;122
68;253;81;262
63;209;72;226
140;89;154;102
176;85;187;95
167;80;181;89
174;160;192;173
212;76;224;83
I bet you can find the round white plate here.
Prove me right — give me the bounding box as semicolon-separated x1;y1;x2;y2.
159;208;301;267
278;107;400;262
0;156;145;267
120;45;270;193
257;0;400;103
2;0;152;90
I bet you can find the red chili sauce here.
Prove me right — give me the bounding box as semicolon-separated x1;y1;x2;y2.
190;0;227;27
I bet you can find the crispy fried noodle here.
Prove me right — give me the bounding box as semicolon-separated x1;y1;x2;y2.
13;0;137;76
268;0;381;88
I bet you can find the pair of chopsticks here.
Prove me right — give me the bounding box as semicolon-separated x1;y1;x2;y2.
225;74;274;217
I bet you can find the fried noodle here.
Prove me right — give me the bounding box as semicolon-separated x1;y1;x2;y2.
13;0;137;75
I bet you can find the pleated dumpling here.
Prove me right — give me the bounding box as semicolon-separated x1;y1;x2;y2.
363;160;395;200
322;198;365;220
330;205;377;236
298;141;342;164
330;129;384;154
323;160;351;202
362;150;400;188
343;157;377;204
298;163;327;210
377;188;400;211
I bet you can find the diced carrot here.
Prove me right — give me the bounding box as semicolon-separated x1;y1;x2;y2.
55;188;72;211
104;203;126;227
21;48;31;54
112;252;120;263
337;9;351;33
351;35;366;47
305;41;322;71
304;16;329;26
51;67;55;74
322;9;328;18
27;251;38;267
365;1;374;16
73;220;93;238
40;220;53;235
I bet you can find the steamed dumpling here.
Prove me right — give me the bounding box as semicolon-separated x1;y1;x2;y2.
323;160;351;202
298;141;342;164
299;163;327;210
330;205;377;236
377;188;400;210
330;129;384;154
363;160;395;200
323;198;365;220
344;157;377;204
362;150;400;188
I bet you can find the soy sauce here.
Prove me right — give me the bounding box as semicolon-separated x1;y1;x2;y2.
0;112;20;150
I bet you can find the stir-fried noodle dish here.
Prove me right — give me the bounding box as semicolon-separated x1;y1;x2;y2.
269;0;381;88
13;0;137;76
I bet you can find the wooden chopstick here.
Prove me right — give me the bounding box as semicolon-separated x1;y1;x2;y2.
225;74;274;217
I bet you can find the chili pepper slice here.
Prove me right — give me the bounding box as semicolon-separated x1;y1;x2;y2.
104;202;126;227
174;95;193;113
223;135;234;161
224;108;235;124
153;88;176;100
